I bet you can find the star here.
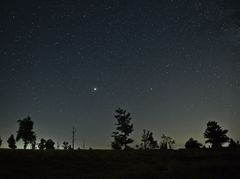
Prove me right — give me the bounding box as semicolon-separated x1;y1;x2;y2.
93;87;98;91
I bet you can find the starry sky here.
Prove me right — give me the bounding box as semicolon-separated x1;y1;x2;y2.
0;0;240;149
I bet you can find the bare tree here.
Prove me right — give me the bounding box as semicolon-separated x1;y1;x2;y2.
140;129;158;149
160;134;175;150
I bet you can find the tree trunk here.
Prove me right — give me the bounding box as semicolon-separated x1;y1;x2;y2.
24;142;27;149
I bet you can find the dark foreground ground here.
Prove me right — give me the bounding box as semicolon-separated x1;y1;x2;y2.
0;148;240;179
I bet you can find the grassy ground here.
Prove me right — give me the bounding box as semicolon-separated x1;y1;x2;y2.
0;148;240;179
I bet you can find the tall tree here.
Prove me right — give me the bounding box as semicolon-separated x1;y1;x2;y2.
185;138;202;149
140;129;158;149
7;134;17;149
0;137;2;147
204;121;229;148
38;138;46;150
16;116;36;149
45;139;55;149
112;108;134;150
160;134;175;150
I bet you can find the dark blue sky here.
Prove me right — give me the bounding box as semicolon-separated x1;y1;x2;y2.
0;0;240;149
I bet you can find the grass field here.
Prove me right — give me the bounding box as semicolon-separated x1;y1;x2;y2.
0;148;240;179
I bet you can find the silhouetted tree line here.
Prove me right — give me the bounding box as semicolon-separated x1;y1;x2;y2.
0;108;239;150
38;138;55;150
111;108;239;150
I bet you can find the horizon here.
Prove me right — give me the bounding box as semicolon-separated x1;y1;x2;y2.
0;114;235;149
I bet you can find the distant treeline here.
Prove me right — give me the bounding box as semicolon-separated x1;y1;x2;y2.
0;108;239;150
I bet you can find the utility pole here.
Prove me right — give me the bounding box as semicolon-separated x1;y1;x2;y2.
72;127;75;150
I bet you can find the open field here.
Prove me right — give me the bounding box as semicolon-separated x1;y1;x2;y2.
0;148;240;179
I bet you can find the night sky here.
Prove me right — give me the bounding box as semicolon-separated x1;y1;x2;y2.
0;0;240;149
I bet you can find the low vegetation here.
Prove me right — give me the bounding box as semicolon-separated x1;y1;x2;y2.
0;148;240;179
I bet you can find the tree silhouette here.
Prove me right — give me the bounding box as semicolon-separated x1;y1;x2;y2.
204;121;229;148
160;134;175;150
62;141;70;150
38;138;46;150
0;137;2;147
185;138;202;149
7;134;17;149
111;108;134;150
229;139;238;148
140;129;158;149
111;140;122;150
16;116;36;149
31;138;36;150
45;139;55;149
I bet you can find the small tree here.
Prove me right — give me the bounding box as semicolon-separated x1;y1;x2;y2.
7;134;17;149
185;138;202;149
45;139;55;149
160;134;175;150
140;129;158;149
204;121;229;148
16;116;36;149
111;108;134;150
38;138;46;150
62;141;70;150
